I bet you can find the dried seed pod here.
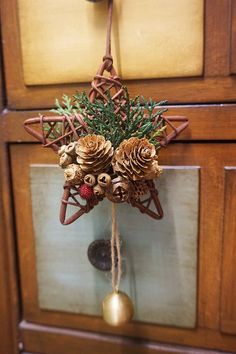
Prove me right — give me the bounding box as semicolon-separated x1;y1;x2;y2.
59;153;73;168
58;145;67;156
84;174;96;187
93;184;105;197
98;173;111;188
131;181;150;200
64;164;84;185
65;141;78;156
106;176;130;203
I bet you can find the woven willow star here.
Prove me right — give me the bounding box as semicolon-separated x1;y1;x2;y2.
24;58;188;225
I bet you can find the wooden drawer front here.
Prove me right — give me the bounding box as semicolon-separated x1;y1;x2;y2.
10;142;236;352
1;0;235;108
18;0;204;85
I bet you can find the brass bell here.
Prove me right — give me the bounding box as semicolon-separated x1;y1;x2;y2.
102;290;134;326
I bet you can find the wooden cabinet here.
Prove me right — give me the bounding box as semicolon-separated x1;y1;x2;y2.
1;0;236;109
1;1;236;354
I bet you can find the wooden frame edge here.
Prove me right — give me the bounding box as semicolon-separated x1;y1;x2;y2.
0;26;20;354
0;140;21;354
19;320;236;354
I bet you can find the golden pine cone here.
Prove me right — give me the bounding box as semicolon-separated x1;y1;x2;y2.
75;135;113;175
112;137;162;181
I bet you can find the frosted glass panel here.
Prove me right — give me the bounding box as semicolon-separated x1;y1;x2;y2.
30;165;199;328
18;0;204;85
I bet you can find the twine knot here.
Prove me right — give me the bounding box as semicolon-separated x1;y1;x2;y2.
103;55;113;71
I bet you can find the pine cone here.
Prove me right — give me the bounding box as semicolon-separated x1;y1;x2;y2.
75;135;113;174
112;137;162;181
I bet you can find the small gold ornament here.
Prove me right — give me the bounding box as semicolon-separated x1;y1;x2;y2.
102;290;134;326
84;174;96;187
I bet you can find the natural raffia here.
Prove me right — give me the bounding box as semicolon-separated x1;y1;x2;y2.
111;203;122;292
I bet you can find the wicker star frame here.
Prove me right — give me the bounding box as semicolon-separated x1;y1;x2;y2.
24;1;188;225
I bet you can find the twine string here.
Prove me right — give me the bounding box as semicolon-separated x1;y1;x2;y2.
103;0;113;65
111;202;122;292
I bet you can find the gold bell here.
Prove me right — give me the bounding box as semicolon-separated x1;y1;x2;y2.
102;290;134;326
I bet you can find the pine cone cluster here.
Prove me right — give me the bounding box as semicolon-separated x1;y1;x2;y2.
76;135;113;174
58;134;162;203
112;137;162;181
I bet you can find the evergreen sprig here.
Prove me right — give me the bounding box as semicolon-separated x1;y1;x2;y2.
51;87;167;148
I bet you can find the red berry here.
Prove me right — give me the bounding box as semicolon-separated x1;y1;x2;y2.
79;184;94;200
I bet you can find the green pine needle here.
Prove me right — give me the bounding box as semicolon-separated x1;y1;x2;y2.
51;87;167;148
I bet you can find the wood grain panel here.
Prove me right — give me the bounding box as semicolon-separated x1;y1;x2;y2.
231;0;236;73
204;0;231;76
3;104;236;143
0;58;19;354
3;76;236;110
18;0;203;85
0;144;21;354
0;153;17;354
220;168;236;334
19;321;236;354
